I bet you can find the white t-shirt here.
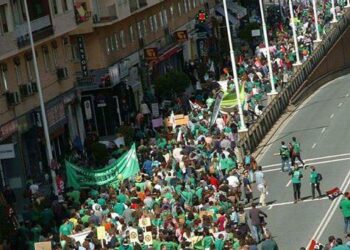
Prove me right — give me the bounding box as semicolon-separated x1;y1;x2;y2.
227;175;240;188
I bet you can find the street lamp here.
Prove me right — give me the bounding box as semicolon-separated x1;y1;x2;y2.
258;0;277;95
330;0;338;23
288;0;302;66
222;0;247;132
312;0;322;43
24;0;58;195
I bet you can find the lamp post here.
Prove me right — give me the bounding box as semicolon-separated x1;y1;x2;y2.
259;0;277;95
330;0;338;23
289;0;302;66
24;0;58;195
222;0;247;131
312;0;322;43
346;0;350;8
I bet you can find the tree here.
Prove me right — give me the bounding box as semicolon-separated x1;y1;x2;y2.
154;70;191;98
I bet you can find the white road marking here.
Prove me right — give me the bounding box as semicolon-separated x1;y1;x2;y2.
330;113;334;118
306;169;350;248
321;127;326;134
285;180;291;187
346;93;349;97
263;152;350;169
263;157;350;173
312;143;317;149
338;102;343;107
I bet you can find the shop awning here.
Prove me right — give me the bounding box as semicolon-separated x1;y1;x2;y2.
215;6;239;26
157;46;182;63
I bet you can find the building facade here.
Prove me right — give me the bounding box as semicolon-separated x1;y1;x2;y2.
0;0;83;190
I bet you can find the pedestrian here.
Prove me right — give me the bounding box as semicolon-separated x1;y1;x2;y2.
310;166;322;199
339;192;350;235
260;232;279;250
278;141;291;172
324;235;336;250
255;165;267;206
289;164;303;203
248;203;267;243
242;171;253;204
291;137;305;168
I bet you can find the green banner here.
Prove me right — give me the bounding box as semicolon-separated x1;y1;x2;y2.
66;144;140;189
221;84;245;108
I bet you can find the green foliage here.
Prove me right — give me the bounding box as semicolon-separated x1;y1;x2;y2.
154;70;191;98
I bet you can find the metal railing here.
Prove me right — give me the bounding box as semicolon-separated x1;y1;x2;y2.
238;10;350;153
15;15;51;37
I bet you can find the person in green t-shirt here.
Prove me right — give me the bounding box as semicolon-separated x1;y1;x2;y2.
291;136;305;168
310;166;322;199
214;234;225;250
59;219;73;236
202;231;214;249
289;164;303;203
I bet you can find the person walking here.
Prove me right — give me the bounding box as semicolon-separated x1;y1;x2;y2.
248;203;267;243
255;165;267;206
291;137;305;168
339;192;350;235
310;166;322;199
289;164;303;203
279;141;291;172
261;233;279;250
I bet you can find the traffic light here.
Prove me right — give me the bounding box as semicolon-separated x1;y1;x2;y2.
196;10;208;23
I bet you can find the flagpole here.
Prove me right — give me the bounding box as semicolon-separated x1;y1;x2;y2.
330;0;338;23
312;0;322;42
222;0;247;131
24;0;58;195
289;0;302;66
259;0;277;95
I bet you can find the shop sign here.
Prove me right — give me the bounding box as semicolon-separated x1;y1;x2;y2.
0;143;15;159
47;102;66;128
144;48;158;61
0;120;17;141
77;36;88;77
174;30;188;42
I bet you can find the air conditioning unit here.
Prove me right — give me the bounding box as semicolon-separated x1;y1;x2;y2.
19;83;34;97
57;67;69;81
6;92;20;106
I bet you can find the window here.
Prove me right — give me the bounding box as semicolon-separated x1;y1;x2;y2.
25;53;36;81
163;10;168;26
158;11;163;28
42;46;52;71
142;19;147;36
0;64;8;92
193;0;196;8
187;0;191;11
0;4;8;35
129;25;135;42
114;33;119;50
62;37;72;61
14;60;22;85
51;41;58;66
111;35;116;51
149;16;154;32
183;0;188;13
120;30;126;48
153;14;158;31
105;37;110;55
137;21;142;38
61;0;69;11
51;0;58;14
177;3;182;16
169;5;174;19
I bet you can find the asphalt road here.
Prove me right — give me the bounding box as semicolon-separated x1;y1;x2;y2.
252;74;350;249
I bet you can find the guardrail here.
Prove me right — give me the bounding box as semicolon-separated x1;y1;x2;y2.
238;10;350;153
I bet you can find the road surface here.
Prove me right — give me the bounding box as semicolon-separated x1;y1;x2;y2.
254;74;350;248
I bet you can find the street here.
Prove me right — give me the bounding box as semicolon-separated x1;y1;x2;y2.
256;74;350;248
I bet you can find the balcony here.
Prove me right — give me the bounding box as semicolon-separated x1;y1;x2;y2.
92;3;118;25
15;15;54;48
129;0;148;13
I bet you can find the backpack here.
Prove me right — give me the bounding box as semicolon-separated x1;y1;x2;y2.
281;147;289;158
317;173;323;182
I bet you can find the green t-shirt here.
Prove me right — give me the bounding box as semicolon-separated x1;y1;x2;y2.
203;236;214;248
81;215;90;224
117;193;128;203
114;203;126;215
291;170;302;184
67;190;80;203
310;171;318;184
59;222;73;236
215;239;225;250
97;197;106;206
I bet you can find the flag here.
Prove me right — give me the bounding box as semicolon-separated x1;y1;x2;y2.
221;83;246;109
326;187;342;200
170;111;176;131
210;91;224;127
66;144;140;188
189;100;202;111
308;239;324;250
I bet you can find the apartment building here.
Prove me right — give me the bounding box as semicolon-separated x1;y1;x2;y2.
70;0;216;137
0;0;82;189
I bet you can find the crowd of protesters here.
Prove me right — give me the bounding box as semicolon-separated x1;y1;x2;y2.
1;1;350;250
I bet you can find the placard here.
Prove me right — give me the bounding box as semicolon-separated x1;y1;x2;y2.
97;226;106;240
251;29;261;37
144;232;153;245
69;230;91;244
129;228;139;243
34;241;51;250
0;143;15;159
165;115;189;127
138;217;151;228
151;103;159;118
152;118;163;128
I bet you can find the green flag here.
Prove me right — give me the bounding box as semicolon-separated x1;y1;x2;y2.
66;144;140;189
221;83;245;108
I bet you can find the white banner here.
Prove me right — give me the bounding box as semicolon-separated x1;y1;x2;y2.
0;144;15;159
68;230;91;244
